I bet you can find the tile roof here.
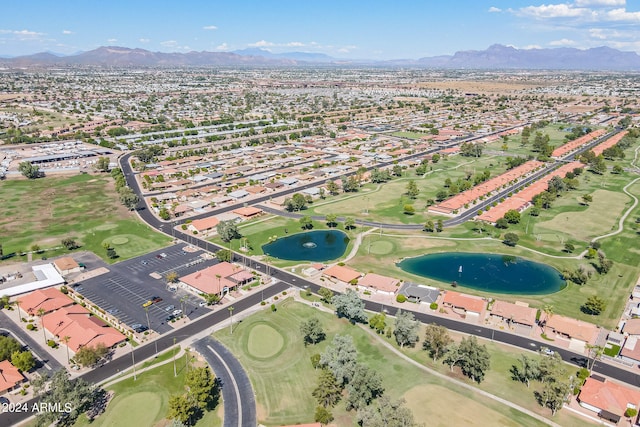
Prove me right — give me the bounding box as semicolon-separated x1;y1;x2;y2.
490;301;537;326
190;216;220;232
579;377;640;417
359;273;400;293
545;314;599;343
323;265;361;283
180;262;248;295
0;360;24;393
551;129;606;158
442;291;485;314
44;306;126;352
53;256;79;272
18;287;74;315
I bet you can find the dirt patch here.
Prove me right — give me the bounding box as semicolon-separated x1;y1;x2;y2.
412;80;549;93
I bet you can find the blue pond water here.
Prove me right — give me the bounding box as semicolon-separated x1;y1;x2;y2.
262;230;350;262
397;252;565;295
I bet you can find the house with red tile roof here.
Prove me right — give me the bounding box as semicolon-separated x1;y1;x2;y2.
188;216;220;234
578;376;640;424
358;273;400;295
442;291;486;319
0;360;25;393
322;265;361;284
179;262;253;297
624;319;640;336
232;206;264;219
620;336;640;365
17;287;74;316
53;257;81;275
489;300;537;329
43;306;126;352
544;314;599;346
551;129;606;158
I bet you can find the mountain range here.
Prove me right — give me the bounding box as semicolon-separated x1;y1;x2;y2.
2;44;640;70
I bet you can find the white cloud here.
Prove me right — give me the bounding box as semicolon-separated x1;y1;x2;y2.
286;41;305;47
518;4;591;19
606;8;640;21
249;40;275;47
202;25;218;30
549;38;577;46
575;0;625;6
161;40;177;47
107;38;117;43
62;30;73;35
139;38;150;43
215;43;229;50
522;44;543;49
488;6;502;13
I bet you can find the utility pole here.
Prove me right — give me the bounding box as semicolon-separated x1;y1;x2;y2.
228;306;235;334
130;342;137;381
173;338;177;377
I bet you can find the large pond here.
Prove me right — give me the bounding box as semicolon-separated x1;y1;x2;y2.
262;230;350;262
397;252;566;295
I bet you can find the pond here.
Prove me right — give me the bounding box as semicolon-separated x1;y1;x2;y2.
262;229;350;262
397;252;565;295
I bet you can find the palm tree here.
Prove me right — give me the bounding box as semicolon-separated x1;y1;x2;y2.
62;335;71;364
586;344;604;371
144;306;151;333
13;299;22;323
542;304;554;335
36;308;47;344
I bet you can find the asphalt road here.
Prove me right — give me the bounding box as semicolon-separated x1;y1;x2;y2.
0;281;288;426
192;336;256;427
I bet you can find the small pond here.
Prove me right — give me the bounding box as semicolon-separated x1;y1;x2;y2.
397;252;565;295
262;230;350;262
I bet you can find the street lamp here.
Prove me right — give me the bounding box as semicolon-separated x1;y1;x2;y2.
130;342;137;381
228;306;235;334
173;338;177;377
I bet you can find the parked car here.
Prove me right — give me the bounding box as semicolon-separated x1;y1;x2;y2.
142;300;153;308
165;305;175;312
151;296;162;303
172;309;182;316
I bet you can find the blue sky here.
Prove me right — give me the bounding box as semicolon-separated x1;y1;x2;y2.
2;0;640;58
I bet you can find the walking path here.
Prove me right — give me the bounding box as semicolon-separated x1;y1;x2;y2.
291;293;561;427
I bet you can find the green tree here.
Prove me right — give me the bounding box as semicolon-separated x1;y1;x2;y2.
318;287;334;303
185;366;217;409
423;220;435;232
445;336;491;383
0;335;22;361
460;142;483;157
312;369;342;408
18;161;41;179
300;317;326;346
422;323;453;362
436;219;444;233
61;238;79;250
510;354;540;388
204;293;220;305
159;208;171;220
581;193;593;205
320;335;358;386
326;180;340;195
32;369;99;426
106;247;118;259
392;164;403;177
368;313;387;334
216;220;241;242
167;394;197;426
597;251;613;274
331;289;366;324
11;350;35;372
310;353;321;370
406;180;419;199
582;295;606;315
214;249;232;262
403;204;415;215
119;188;140;210
344;217;356;230
503;209;521;224
315;405;334;425
564;243;575;253
75;343;108;367
325;213;338;228
495;218;509;229
299;215;313;230
393;309;420;348
345;364;384;410
503;232;519;246
94;156;110;172
357;396;419;427
431;153;440;163
537;381;570;416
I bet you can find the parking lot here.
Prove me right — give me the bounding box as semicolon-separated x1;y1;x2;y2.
74;244;219;334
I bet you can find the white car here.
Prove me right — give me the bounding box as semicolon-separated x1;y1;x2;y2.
199;301;207;307
172;309;182;316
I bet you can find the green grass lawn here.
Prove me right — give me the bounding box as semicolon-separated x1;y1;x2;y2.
213;299;565;427
0;173;171;263
73;352;222;427
391;131;430;140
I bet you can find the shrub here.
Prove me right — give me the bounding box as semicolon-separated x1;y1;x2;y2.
260;301;266;306
396;294;407;303
430;302;438;310
282;291;287;295
26;324;35;331
60;286;68;294
47;340;57;348
274;296;279;300
270;304;277;312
